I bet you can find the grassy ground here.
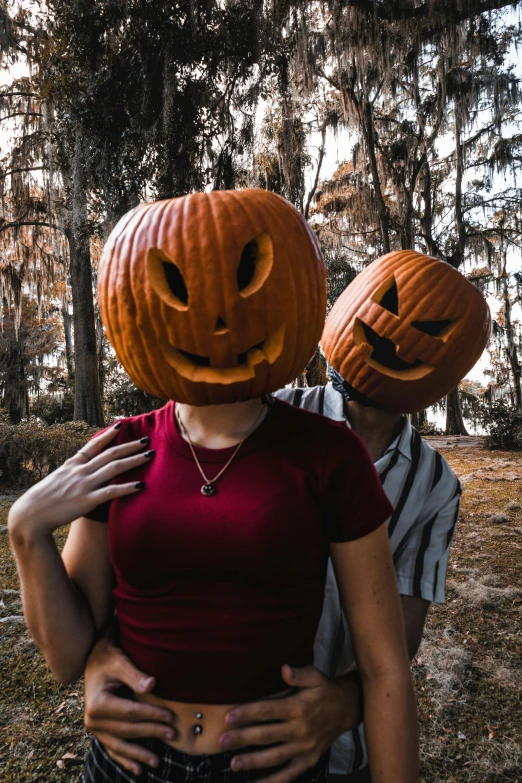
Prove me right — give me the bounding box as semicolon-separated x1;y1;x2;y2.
1;439;521;782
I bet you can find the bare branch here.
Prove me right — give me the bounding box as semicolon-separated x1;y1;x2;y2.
0;166;47;179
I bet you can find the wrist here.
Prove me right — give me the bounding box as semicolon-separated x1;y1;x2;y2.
8;508;52;546
337;671;364;731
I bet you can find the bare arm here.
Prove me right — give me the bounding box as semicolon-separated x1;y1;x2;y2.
331;524;419;783
8;426;153;683
8;517;113;684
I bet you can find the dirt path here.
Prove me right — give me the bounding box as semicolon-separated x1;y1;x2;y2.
425;435;486;450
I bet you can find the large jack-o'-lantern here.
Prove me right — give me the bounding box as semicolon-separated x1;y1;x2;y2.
98;189;326;405
322;250;491;413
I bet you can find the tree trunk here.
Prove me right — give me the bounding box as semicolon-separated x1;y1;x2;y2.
306;348;328;386
445;386;468;435
61;303;74;383
453;106;466;270
502;268;522;409
420;161;439;256
4;343;28;424
66;131;104;426
362;100;390;254
68;231;104;426
411;409;427;429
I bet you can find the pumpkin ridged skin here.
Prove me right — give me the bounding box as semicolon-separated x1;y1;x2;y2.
98;189;326;405
322;250;491;414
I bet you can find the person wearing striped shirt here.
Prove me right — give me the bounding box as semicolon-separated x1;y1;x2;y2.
270;377;461;782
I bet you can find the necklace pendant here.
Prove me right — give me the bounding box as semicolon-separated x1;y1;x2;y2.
201;482;217;497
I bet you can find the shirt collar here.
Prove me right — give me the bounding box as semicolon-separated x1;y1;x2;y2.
324;384;414;463
383;415;414;462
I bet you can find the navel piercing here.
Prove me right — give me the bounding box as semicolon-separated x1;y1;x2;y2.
193;712;204;735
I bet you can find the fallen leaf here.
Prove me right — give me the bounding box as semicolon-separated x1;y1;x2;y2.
56;760;64;769
62;753;76;760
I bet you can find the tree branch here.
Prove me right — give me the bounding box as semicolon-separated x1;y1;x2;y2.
305;125;327;220
0;220;65;236
337;0;518;23
0;166;47;179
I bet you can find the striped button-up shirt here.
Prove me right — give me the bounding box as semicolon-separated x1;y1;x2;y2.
274;384;461;774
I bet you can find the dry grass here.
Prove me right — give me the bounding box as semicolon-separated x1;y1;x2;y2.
1;440;522;781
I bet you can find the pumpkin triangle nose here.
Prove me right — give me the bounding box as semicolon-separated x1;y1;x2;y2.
214;316;229;335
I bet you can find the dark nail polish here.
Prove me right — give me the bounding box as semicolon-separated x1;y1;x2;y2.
135;481;146;489
140;436;150;444
144;450;155;459
113;421;122;429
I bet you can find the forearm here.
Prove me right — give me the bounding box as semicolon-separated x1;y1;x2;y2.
362;669;419;783
9;519;96;683
333;670;363;731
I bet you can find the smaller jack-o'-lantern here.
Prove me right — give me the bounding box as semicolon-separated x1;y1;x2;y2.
322;250;491;413
98;189;326;405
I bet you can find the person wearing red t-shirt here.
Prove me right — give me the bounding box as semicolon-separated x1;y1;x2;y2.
8;191;419;783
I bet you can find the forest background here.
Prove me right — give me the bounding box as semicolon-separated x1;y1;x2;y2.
0;0;521;472
0;4;522;783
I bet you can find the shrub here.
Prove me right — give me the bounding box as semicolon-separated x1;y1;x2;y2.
31;392;75;424
0;420;97;486
104;373;165;418
483;400;522;450
416;421;443;436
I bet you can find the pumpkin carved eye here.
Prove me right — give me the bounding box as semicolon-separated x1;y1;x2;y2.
163;261;188;304
237;232;274;298
237;241;257;290
147;249;189;311
371;275;399;316
412;319;454;338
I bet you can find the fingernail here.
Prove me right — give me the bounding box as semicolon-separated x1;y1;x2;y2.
144;450;155;459
135;481;146;489
221;735;231;748
149;756;159;768
140;436;150;444
164;729;175;740
232;758;243;771
132;766;142;776
226;713;238;725
113;421;122;429
139;676;154;690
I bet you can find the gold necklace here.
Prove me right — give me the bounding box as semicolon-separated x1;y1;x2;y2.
175;402;268;497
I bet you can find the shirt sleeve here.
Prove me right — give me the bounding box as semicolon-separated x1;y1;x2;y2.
394;476;461;604
322;425;394;543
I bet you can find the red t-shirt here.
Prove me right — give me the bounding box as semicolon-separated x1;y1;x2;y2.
87;398;393;703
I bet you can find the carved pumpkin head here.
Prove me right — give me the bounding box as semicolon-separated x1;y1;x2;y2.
322;250;491;413
98;189;326;405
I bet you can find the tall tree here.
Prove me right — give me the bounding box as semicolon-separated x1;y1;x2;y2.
0;295;62;422
1;0;284;422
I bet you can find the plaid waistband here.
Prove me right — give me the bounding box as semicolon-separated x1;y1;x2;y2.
83;737;329;783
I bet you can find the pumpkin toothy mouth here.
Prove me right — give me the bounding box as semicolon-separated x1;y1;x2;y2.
354;318;434;380
160;323;286;384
